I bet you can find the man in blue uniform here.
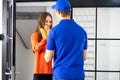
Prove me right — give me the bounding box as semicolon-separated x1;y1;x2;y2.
44;0;88;80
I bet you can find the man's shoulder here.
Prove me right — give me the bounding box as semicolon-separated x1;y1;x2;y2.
51;24;60;31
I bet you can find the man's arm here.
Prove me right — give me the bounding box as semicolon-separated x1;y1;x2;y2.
83;50;87;61
44;50;54;62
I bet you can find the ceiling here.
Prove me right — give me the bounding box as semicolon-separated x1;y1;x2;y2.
16;0;120;7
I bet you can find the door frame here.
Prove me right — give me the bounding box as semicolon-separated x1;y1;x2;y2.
2;0;16;80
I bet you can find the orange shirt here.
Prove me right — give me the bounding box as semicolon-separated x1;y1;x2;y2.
31;32;52;74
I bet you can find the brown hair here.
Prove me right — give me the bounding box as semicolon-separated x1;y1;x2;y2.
35;12;53;41
58;10;71;17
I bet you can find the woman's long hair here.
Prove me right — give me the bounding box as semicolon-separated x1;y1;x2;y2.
35;12;53;42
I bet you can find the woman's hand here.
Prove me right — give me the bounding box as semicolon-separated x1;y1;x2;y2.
40;25;50;39
40;28;47;39
44;25;50;36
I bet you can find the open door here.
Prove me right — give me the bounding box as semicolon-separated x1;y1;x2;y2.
2;0;16;80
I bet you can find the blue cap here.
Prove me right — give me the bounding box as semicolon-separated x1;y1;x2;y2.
52;0;71;11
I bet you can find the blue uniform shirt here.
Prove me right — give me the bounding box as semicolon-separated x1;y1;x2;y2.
46;19;88;79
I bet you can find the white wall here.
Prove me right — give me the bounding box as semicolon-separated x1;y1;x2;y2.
73;8;96;80
97;8;120;80
16;33;34;80
0;0;2;80
109;8;120;80
97;8;110;80
110;8;120;38
97;8;110;38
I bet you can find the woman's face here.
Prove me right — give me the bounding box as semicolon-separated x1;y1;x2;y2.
45;15;52;28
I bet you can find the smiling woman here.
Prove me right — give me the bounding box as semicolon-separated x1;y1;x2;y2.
30;12;53;80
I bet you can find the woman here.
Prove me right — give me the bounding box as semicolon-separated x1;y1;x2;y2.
31;12;53;80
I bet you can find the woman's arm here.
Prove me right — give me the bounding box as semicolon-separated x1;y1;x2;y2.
31;32;47;53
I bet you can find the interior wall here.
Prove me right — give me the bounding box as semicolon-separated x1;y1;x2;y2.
109;8;120;80
16;33;34;80
97;8;110;80
97;8;120;80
